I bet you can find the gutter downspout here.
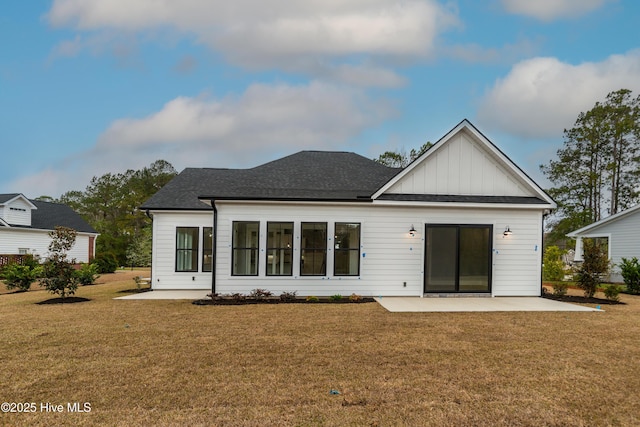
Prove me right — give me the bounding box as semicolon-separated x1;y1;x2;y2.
211;200;217;295
145;209;153;287
541;210;550;295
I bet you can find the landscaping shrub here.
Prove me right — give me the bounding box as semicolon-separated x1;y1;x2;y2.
2;263;43;291
543;246;566;282
75;263;100;286
249;288;272;300
40;227;80;301
305;295;319;303
604;284;621;302
93;252;118;274
349;293;362;302
330;294;343;301
574;239;610;298
279;291;297;301
619;257;640;294
553;282;568;296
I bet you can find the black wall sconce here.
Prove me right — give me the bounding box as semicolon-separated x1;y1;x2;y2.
503;226;513;237
409;225;416;237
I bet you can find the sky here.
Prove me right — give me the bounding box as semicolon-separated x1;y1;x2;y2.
1;0;639;199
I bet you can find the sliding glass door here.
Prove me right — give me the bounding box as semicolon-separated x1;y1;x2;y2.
424;225;492;293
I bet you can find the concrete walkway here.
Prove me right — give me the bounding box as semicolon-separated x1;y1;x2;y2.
374;297;602;312
115;290;210;300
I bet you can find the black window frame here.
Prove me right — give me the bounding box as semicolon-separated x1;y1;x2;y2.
202;227;213;273
175;227;199;273
266;222;294;277
333;222;361;276
300;222;327;276
232;221;260;276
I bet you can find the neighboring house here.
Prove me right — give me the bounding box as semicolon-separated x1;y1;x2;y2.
0;194;98;263
141;120;556;296
567;203;640;283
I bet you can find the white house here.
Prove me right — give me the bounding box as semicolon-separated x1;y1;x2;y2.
141;120;556;297
567;203;640;283
0;194;98;264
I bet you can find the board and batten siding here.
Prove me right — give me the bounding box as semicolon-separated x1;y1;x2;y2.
150;203;543;296
0;228;92;262
386;132;533;197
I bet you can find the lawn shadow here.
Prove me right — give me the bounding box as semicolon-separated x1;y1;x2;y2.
36;297;91;305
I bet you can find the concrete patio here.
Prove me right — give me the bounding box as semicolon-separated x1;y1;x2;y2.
374;296;602;312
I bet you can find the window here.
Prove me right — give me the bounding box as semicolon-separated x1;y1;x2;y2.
301;222;327;276
18;248;29;255
176;227;199;272
266;222;293;276
202;227;213;272
334;223;360;276
232;221;259;275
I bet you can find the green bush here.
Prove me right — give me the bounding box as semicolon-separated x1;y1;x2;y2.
543;246;566;282
75;263;100;286
619;257;640;294
604;284;621;302
2;263;43;291
553;282;568;296
305;295;319;303
40;226;80;300
575;239;610;298
330;294;343;301
93;252;118;274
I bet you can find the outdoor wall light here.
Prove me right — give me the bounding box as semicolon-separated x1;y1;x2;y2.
503;226;513;237
409;225;416;237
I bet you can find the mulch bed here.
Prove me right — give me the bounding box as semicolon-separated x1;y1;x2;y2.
193;297;376;306
542;294;624;305
36;297;91;305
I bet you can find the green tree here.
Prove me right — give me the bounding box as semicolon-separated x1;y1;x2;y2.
40;226;80;301
543;246;565;282
58;160;177;265
542;89;640;239
574;238;610;298
126;226;152;267
374;142;432;168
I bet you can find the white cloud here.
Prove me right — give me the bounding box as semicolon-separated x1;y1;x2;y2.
46;0;458;86
477;51;640;138
9;82;395;197
500;0;609;21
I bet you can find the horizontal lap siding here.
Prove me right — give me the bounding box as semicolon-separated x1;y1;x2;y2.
0;229;93;263
149;205;543;296
151;211;213;290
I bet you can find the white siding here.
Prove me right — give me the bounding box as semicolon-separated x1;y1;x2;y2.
150;203;543;296
575;211;640;282
2;198;33;226
387;132;533;197
151;211;214;290
0;228;93;263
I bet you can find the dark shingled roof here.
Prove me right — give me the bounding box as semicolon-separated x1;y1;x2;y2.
141;151;401;210
376;194;549;204
0;194;97;233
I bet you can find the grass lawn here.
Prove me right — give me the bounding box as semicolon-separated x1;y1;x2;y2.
1;271;640;426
